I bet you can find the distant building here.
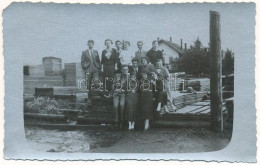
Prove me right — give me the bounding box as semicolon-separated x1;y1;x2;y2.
158;37;184;70
159;38;184;63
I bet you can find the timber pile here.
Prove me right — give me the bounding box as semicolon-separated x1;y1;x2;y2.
42;57;62;76
77;91;114;124
179;81;201;91
24;76;63;96
160;100;228;121
52;87;83;95
64;63;85;87
172;92;207;109
33;87;83;97
26;64;45;77
25;89;210;124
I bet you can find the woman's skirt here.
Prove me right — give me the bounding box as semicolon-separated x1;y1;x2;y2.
125;92;138;122
139;91;153;120
103;64;115;91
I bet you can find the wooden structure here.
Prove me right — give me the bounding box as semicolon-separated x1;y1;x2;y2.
161;100;227;120
210;11;223;132
23;76;63;98
64;63;85;87
42;56;62;76
23;65;45;77
172;92;206;109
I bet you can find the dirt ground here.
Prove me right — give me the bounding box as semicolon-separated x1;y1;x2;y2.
25;126;230;153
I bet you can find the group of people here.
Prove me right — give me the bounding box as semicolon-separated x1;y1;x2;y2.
81;39;175;131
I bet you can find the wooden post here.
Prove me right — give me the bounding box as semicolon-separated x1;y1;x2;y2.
210;11;223;132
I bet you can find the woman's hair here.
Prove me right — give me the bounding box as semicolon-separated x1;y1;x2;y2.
115;40;121;44
141;57;149;63
123;41;131;46
131;57;138;63
104;39;113;45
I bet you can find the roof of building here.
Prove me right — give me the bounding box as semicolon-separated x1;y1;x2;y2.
159;39;184;55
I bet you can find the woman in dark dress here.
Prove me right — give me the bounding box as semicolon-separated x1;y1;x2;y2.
101;39;118;97
139;70;153;131
125;73;139;131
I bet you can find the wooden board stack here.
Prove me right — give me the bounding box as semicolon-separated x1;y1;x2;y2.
172;92;207;109
64;63;85;87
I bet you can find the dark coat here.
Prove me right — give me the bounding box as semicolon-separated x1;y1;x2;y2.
81;49;101;71
129;65;143;80
146;49;163;65
101;48;118;77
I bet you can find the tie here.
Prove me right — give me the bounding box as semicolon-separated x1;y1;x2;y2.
90;50;94;62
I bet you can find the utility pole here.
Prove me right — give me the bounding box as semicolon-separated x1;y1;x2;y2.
210;11;223;132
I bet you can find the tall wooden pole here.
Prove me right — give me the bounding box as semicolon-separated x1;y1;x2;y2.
210;11;223;132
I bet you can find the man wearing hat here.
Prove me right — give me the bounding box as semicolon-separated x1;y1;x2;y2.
81;40;101;91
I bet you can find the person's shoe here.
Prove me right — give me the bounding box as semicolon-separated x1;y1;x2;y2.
119;122;123;130
144;126;149;131
114;122;119;128
164;106;169;113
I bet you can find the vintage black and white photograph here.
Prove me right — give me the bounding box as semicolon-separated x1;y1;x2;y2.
3;1;256;161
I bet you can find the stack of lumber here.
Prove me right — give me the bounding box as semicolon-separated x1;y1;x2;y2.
42;57;62;76
172;92;206;109
179;81;201;91
64;63;85;87
24;76;63;96
168;78;183;91
52;87;83;95
200;79;210;91
77;91;114;124
26;64;45;77
160;100;228;121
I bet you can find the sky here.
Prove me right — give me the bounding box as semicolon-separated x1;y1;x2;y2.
3;2;255;66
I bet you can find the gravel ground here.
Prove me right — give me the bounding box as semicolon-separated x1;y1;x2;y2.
25;126;230;153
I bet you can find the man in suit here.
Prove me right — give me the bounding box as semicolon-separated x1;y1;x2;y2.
135;41;147;65
115;40;122;70
81;40;101;91
129;57;142;80
146;40;163;66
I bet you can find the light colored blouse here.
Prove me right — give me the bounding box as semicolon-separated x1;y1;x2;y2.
119;49;135;66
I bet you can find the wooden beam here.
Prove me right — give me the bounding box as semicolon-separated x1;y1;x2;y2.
210;11;223;132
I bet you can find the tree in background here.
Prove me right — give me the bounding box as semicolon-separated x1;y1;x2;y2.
176;38;210;77
222;49;234;75
169;38;234;77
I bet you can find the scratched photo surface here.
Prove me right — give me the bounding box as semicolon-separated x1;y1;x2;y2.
3;2;256;161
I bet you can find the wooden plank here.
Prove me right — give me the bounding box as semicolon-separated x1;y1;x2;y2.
193;102;210;106
190;106;210;114
175;106;204;114
185;106;208;114
197;107;211;114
